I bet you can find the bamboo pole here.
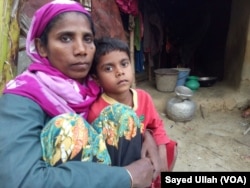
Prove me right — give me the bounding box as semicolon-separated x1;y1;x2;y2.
129;15;136;88
0;0;21;93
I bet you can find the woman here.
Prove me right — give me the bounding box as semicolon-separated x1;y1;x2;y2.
0;1;157;187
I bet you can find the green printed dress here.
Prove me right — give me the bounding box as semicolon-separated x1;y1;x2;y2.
41;103;143;166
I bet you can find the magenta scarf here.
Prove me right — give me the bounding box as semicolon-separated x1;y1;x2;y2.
3;0;100;119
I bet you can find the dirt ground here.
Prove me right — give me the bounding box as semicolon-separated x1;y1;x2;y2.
136;79;250;172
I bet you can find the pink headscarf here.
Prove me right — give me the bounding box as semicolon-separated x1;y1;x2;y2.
3;0;100;119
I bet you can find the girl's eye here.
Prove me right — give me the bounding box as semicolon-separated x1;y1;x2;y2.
60;35;71;42
121;61;130;67
104;65;113;72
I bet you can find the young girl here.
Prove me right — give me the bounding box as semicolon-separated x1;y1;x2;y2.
88;37;178;187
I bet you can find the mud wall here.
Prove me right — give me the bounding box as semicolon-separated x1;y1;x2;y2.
224;0;250;89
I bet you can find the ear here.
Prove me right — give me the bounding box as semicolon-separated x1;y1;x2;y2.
35;38;47;57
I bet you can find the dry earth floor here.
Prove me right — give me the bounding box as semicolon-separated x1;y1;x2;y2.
136;79;250;171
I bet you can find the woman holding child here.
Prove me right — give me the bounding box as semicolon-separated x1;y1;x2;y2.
0;1;160;187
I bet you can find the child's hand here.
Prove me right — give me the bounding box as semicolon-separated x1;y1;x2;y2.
141;130;161;180
158;145;169;172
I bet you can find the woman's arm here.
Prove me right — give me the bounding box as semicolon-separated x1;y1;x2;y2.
0;94;153;188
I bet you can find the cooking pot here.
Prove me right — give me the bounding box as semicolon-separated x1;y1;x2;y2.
198;77;217;87
166;86;196;122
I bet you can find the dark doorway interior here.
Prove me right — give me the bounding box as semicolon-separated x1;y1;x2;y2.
138;0;232;81
159;0;232;80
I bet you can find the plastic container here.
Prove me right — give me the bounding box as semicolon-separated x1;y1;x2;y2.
154;69;178;92
185;76;200;91
172;68;191;86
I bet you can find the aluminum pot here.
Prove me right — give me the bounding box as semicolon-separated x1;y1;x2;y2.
166;86;196;122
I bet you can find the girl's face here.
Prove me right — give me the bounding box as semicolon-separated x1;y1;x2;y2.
36;12;95;83
95;50;134;97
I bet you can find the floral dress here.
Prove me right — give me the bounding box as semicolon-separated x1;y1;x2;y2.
41;103;143;166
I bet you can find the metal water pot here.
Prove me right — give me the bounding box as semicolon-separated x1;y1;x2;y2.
166;86;196;122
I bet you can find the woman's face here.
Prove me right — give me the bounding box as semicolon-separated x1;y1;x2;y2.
37;12;96;83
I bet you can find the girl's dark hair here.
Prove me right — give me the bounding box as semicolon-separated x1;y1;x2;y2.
40;11;95;45
91;37;130;74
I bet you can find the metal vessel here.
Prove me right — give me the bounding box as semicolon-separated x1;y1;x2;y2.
166;86;196;122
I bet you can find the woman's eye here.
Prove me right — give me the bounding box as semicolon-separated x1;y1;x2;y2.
84;35;94;43
60;35;71;42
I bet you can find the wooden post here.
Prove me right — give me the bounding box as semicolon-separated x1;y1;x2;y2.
0;0;21;93
129;15;136;88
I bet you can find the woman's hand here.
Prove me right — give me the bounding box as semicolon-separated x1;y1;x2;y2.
141;130;161;180
125;157;154;188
